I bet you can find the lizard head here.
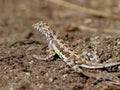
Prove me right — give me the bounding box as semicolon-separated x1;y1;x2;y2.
32;21;55;39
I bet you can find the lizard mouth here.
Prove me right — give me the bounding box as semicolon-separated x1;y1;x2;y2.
32;23;48;37
32;24;39;29
32;23;42;32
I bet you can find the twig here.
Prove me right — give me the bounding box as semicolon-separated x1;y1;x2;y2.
83;71;120;85
0;55;24;61
49;0;120;20
78;25;120;34
9;40;41;47
62;23;120;34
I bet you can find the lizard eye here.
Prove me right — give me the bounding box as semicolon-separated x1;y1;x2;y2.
39;25;41;27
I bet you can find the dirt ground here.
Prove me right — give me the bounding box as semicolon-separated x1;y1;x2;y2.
0;0;120;90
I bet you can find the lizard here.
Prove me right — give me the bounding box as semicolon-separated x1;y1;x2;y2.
32;21;120;73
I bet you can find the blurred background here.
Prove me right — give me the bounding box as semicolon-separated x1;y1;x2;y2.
0;0;120;45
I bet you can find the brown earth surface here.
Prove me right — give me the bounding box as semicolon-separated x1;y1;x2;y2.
0;0;120;90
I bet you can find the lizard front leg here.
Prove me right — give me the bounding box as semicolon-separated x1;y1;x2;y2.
33;48;56;61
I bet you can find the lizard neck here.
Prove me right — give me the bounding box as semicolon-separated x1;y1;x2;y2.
45;29;56;48
52;34;80;61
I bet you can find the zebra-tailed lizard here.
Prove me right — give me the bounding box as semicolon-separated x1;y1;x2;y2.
32;21;120;73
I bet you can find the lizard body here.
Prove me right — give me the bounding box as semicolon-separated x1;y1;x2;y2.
33;21;120;73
